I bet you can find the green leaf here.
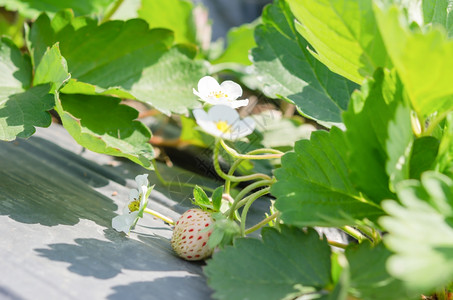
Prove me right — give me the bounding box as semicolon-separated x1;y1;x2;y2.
0;38;54;141
0;85;54;141
213;22;257;66
436;112;453;177
253;112;316;152
29;12;209;115
179;115;214;147
287;0;391;84
251;0;357;127
33;43;71;91
208;213;241;249
54;93;154;169
272;127;383;227
138;0;197;45
0;37;32;97
409;136;440;179
344;69;405;203
380;172;453;294
385;100;413;191
211;186;224;211
346;241;413;300
193;185;211;208
423;0;453;37
0;0;115;19
374;3;453;117
204;226;332;300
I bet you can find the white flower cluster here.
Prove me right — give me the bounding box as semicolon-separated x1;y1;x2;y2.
112;174;151;234
192;76;255;141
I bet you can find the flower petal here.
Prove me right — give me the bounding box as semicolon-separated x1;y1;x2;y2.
197;76;220;97
193;108;209;122
220;80;242;100
229;99;249;108
112;211;139;234
135;174;148;188
208;105;240;124
129;189;140;202
235;117;256;137
197;119;223;138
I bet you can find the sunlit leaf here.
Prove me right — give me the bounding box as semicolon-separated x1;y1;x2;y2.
213;22;257;66
288;0;391;84
138;0;197;45
374;3;453;117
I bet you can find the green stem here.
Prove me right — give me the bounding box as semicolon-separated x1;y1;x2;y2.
213;140;272;182
225;159;242;195
239;187;271;236
144;207;174;225
356;225;381;244
220;139;284;160
224;147;280;194
101;0;124;22
341;226;367;243
327;240;348;249
244;212;279;235
151;159;215;193
228;179;274;219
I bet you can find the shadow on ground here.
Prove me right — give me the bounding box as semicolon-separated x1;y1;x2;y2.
0;136;129;227
108;277;213;300
34;229;203;280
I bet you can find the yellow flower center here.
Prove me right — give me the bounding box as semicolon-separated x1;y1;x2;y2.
128;200;140;212
216;121;231;133
210;91;228;99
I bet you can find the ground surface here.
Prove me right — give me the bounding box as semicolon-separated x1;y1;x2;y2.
0;123;270;300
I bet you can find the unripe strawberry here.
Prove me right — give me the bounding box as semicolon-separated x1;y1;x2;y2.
171;209;214;261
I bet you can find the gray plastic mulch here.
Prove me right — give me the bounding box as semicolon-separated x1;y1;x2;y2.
0;123;247;300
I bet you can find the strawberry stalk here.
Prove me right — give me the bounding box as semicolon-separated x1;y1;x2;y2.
213;139;273;182
144;207;175;225
239;187;271;236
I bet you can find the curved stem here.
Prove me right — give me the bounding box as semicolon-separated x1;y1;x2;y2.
228;179;274;219
244;212;279;235
327;240;348;249
101;0;124;22
239;187;271;236
144;208;174;225
224;147;279;194
341;226;367;243
213;140;272;182
220;139;284;160
151;159;215;193
356;225;381;244
225;159;242;195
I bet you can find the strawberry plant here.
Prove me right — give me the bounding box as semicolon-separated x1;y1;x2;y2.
1;0;453;299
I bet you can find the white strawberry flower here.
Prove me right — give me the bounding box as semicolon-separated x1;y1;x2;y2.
112;174;152;234
193;105;255;141
193;76;249;108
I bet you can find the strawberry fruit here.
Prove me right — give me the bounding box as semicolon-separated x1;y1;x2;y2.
171;209;214;261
